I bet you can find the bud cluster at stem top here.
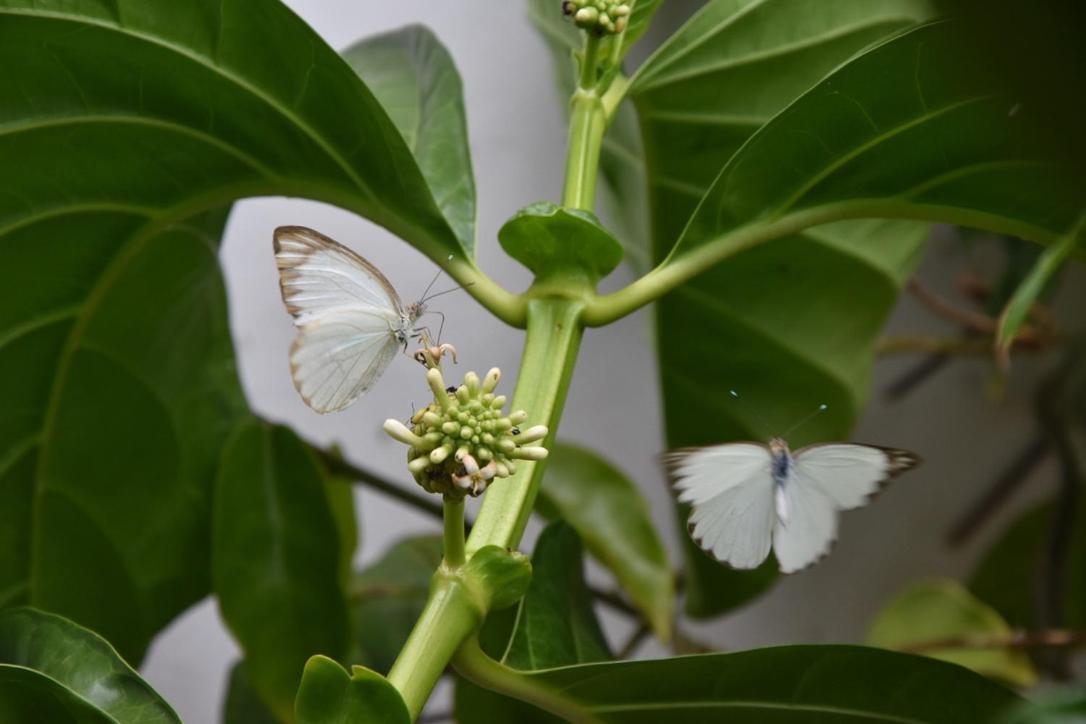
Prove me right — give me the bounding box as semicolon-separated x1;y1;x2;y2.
383;366;548;500
562;0;631;36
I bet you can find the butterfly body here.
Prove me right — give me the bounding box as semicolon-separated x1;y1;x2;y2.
669;439;919;573
274;225;428;413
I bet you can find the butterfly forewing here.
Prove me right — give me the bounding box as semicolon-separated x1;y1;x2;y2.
793;444;920;510
274;226;406;413
668;444;776;570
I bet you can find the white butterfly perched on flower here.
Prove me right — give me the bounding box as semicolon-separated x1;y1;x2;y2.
667;395;920;573
274;225;435;414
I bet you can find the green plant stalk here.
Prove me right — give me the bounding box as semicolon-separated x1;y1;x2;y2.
453;635;601;724
383;27;605;719
386;572;482;720
443;496;466;567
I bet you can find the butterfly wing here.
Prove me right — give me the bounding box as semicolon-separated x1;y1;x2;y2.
274;226;405;413
771;481;838;573
668;444;776;569
793;444;920;510
773;443;920;573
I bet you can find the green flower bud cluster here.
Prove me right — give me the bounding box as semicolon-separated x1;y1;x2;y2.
383;367;548;499
562;0;631;35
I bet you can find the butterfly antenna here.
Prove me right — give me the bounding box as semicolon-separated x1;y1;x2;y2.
727;389;775;438
420;282;475;305
780;403;829;439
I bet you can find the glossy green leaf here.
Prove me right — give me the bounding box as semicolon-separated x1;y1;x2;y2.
0;607;179;723
499;202;623;282
223;662;279;724
504;523;610;669
295;656;409;724
624;0;934;618
342;24;476;249
0;206;246;661
213;420;350;721
866;579;1036;686
970;500;1086;630
349;536;443;674
996;213;1086;358
537;443;673;639
456;523;609;723
0;0;482;660
506;645;1019;722
653;20;1082;267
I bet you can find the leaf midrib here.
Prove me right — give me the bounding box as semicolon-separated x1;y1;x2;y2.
585;699;923;722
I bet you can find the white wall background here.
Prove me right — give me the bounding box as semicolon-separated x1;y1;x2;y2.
138;3;1083;722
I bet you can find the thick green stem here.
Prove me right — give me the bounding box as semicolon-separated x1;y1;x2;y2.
562;32;606;211
384;298;584;718
443;496;466;567
386;575;481;721
467;298;584;551
453;636;601;724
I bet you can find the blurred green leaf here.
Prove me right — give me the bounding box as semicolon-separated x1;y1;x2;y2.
1000;690;1086;724
971;500;1086;630
323;476;358;593
624;0;934;618
499;202;624;282
866;579;1037;686
349;536;443;674
456;523;609;723
0;607;179;723
470;645;1020;722
213;421;350;721
538;443;673;640
295;656;409;724
996;213;1085;359
342;24;476;248
223;662;279;724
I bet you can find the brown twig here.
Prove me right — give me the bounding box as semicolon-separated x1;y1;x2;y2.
314;446;447;520
617;622;651;659
902;629;1086;654
908;279;999;333
947;429;1051;547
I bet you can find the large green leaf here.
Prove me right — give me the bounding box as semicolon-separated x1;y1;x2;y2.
654;19;1082;265
866;579;1036;686
506;645;1019;722
213;420;350;722
349;536;443;674
0;607;179;723
342;24;476;248
0;207;246;660
537;444;673;640
623;0;934;618
0;0;481;660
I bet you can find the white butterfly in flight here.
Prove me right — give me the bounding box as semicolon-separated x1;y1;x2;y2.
667;399;920;573
273;225;429;414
